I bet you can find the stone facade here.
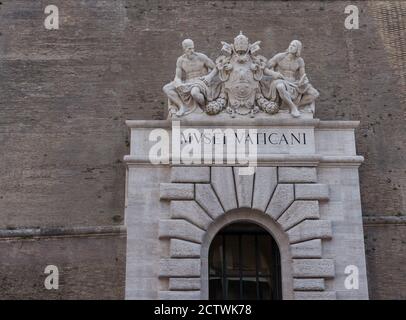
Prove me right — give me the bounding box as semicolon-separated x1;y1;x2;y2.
0;1;405;299
124;117;368;299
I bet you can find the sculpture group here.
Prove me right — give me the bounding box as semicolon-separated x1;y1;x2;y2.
163;32;319;118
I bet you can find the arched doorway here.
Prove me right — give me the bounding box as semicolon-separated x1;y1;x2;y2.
208;222;282;300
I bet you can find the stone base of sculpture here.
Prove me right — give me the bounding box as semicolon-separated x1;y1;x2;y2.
169;105;315;121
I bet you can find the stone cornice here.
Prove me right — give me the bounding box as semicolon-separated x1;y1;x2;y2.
363;216;406;226
0;225;126;240
318;155;365;167
126;119;361;129
126;119;320;128
316;121;360;129
124;154;364;167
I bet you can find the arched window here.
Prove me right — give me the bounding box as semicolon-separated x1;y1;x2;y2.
208;222;282;300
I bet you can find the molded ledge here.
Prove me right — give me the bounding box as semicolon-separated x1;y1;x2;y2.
126;118;320;128
0;225;126;239
124;154;364;167
363;216;406;226
126;119;360;129
317;120;360;129
319;155;364;167
124;154;321;166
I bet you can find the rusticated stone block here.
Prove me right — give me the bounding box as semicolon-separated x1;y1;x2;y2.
294;291;337;300
266;184;294;220
252;167;277;212
195;184;224;219
293;259;335;278
278;167;317;183
293;278;325;291
295;184;329;200
277;201;320;231
171;167;210;183
287;220;332;244
211;167;237;212
234;167;255;208
159;220;204;243
169;278;201;290
159;259;200;277
170;201;212;230
158;291;201;300
160;183;194;200
170;239;201;258
291;239;322;258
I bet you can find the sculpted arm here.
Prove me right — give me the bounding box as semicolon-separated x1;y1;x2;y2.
297;58;308;84
202;54;216;70
264;53;284;79
299;59;305;76
202;54;219;83
174;57;183;85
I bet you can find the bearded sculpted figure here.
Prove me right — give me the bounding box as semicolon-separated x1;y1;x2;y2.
163;34;319;118
163;39;220;118
262;40;320;117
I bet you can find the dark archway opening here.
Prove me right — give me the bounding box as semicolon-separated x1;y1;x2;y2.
208;222;282;300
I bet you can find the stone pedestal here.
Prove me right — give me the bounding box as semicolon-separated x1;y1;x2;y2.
123;116;369;300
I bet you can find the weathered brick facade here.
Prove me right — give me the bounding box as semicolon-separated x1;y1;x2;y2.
0;0;405;299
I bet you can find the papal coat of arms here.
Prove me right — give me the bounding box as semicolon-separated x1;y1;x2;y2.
163;32;319;118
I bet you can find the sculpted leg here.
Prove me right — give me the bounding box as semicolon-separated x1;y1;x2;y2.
298;87;319;107
176;105;188;117
163;83;186;113
298;87;319;114
276;83;300;118
191;87;205;106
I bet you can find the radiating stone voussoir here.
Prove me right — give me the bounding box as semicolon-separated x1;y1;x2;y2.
287;220;332;244
160;183;194;200
277;200;320;231
159;220;204;243
170;201;212;230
